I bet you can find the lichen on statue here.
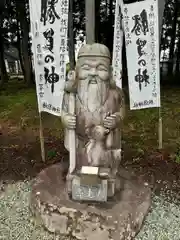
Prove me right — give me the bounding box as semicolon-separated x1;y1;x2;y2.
61;43;125;185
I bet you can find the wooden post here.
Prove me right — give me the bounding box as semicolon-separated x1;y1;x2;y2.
158;0;163;150
85;0;95;44
39;112;45;162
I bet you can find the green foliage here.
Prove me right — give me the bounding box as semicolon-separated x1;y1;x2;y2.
47;150;57;158
171;147;180;163
0;78;37;121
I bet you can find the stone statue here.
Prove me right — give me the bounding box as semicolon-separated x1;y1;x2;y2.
31;45;151;239
61;43;125;201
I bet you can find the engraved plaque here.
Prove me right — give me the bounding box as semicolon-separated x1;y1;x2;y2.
72;177;107;202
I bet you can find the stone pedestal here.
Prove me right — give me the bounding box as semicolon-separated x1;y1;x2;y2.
31;163;151;240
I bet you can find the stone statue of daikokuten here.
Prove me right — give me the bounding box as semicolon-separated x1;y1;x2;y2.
61;43;125;200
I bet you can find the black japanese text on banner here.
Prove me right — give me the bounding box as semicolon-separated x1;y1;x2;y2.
124;0;161;110
29;0;69;116
112;0;124;89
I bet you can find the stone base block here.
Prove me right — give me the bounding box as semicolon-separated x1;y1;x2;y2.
72;175;108;202
31;163;152;240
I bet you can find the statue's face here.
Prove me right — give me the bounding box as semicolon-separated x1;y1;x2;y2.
77;57;110;83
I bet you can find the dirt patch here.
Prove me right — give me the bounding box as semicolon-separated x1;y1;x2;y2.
122;148;180;197
0;124;68;186
0;122;180;198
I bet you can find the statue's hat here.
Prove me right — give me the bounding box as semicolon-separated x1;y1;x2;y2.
77;43;111;59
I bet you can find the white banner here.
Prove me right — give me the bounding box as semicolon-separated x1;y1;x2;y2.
124;0;161;110
112;0;124;89
29;0;69;116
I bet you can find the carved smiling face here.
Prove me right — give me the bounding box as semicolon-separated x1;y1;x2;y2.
78;57;110;84
75;44;112;107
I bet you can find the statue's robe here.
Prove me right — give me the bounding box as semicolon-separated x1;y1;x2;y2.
62;87;124;170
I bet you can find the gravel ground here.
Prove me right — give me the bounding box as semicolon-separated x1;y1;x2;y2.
136;192;180;240
0;182;58;240
0;181;180;240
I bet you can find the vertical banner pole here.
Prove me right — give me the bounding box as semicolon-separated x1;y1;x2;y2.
39;112;46;162
158;108;162;149
113;0;124;156
33;31;46;162
34;26;46;162
85;0;95;44
112;0;124;89
158;0;164;150
30;8;46;163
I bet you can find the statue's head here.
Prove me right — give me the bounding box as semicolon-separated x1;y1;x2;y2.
65;44;116;105
76;43;111;84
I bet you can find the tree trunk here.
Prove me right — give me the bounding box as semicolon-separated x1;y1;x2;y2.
106;0;114;53
168;0;178;75
95;0;101;42
16;17;25;77
106;0;108;15
0;18;8;86
122;35;127;86
16;0;32;85
175;4;180;74
175;34;180;73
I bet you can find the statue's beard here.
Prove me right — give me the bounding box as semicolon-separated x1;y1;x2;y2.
77;77;109;112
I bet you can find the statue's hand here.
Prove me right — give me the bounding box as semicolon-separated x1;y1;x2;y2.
103;114;118;130
64;114;76;129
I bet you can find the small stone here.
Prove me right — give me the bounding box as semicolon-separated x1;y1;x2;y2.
59;206;77;214
92;217;99;223
42;213;68;234
102;224;115;231
87;229;109;240
69;212;75;218
72;231;86;240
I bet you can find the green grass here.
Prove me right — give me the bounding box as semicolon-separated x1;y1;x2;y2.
1;79;180;157
123;88;180;155
0;79;37;121
0;78;63;138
